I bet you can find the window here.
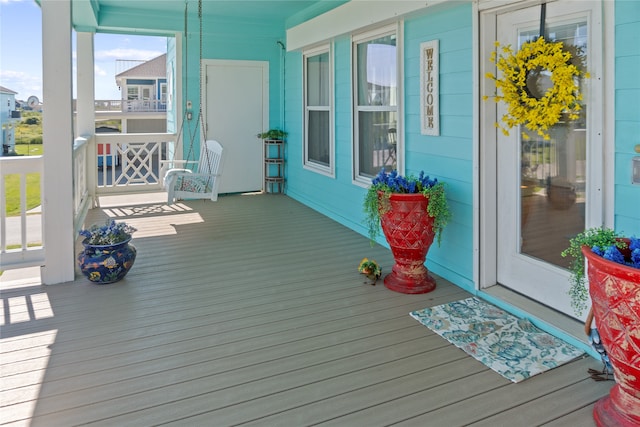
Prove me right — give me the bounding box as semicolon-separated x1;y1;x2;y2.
304;45;333;175
127;86;139;101
160;83;167;103
126;85;153;100
353;25;400;183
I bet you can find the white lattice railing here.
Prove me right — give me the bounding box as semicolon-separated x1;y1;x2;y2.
0;155;45;270
73;137;91;235
94;133;177;195
0;133;177;272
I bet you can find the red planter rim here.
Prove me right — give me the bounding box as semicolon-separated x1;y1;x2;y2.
581;242;640;281
378;192;430;202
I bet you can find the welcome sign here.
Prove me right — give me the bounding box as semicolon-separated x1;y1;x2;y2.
420;40;440;136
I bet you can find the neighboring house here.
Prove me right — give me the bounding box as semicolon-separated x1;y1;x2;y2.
0;86;20;156
33;0;640;351
113;53;167;133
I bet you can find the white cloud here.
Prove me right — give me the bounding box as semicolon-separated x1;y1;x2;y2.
0;70;30;79
94;64;108;77
0;69;42;99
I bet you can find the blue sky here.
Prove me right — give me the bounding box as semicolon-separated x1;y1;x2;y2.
0;0;166;101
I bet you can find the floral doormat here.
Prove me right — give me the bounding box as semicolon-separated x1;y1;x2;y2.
410;297;584;383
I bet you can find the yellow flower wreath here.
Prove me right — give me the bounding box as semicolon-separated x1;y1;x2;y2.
485;37;589;141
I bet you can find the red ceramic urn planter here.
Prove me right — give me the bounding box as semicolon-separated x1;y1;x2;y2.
583;245;640;427
379;193;436;294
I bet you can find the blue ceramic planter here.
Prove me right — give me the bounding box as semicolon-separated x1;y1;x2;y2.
77;238;137;284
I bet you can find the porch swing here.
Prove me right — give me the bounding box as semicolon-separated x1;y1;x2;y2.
162;0;224;205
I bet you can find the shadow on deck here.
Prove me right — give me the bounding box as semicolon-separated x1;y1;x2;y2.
1;193;612;426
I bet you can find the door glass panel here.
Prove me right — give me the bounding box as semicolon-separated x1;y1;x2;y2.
519;22;588;268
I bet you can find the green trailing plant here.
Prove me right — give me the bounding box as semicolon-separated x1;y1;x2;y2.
561;227;627;315
363;169;451;246
257;129;288;140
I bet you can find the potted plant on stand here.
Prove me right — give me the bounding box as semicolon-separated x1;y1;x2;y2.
257;129;288;141
77;219;137;284
562;227;640;426
364;169;450;294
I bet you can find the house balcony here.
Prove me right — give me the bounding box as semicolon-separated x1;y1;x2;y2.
71;100;167;123
1;188;613;425
94;99;167;113
84;99;167;113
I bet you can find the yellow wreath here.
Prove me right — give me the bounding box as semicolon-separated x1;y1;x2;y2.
485;37;589;141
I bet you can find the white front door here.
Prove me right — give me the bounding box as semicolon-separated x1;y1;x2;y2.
494;1;603;319
205;60;268;194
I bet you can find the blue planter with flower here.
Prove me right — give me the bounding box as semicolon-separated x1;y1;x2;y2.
77;220;137;284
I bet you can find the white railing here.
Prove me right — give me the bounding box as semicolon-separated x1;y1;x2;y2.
0;133;176;270
94;132;177;195
123;99;167;112
73;137;91;235
0;155;44;270
0;133;177;271
74;99;167;113
89;99;167;112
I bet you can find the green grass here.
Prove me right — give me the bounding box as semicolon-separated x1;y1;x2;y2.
4;173;41;216
15;112;43;144
4;113;43;216
14;144;43;156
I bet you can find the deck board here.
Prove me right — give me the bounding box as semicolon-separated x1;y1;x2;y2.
1;193;612;426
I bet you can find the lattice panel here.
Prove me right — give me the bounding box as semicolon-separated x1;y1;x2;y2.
115;142;160;186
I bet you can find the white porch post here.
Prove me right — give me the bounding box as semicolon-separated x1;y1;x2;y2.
40;0;76;284
77;32;97;205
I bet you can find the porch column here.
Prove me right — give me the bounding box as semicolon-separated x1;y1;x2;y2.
76;32;97;205
40;0;75;284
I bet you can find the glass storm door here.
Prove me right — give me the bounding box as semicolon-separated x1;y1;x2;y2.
495;1;602;318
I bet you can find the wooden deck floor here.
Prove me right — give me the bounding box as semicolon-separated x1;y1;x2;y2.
1;193;612;426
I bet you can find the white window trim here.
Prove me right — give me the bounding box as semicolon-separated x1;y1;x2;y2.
287;1;441;51
303;43;335;177
352;22;404;187
160;82;168;103
126;84;155;101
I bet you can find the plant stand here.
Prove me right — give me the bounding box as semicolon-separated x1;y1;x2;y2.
583;246;640;427
264;139;284;193
380;193;436;294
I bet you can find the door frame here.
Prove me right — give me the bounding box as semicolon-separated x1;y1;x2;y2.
475;0;614;303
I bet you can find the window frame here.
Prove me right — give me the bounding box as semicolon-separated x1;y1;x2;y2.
303;43;335;177
352;23;403;187
160;82;168;103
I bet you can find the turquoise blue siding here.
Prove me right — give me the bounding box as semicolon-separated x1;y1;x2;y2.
286;36;367;230
614;1;640;234
180;11;287;157
166;37;177;134
286;3;475;290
